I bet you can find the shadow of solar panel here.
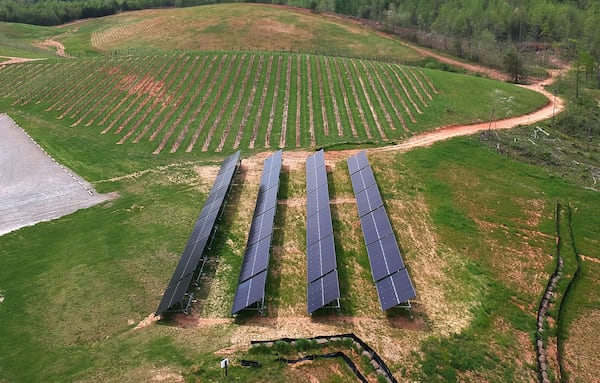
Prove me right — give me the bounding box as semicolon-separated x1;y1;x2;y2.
239;236;271;282
375;269;416;310
355;184;383;217
307;270;341;314
307;233;336;282
347;150;369;175
232;269;268;314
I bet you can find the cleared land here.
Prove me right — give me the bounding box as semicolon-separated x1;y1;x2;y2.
0;113;111;235
0;3;597;382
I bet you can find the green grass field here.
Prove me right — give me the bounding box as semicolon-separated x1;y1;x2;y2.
0;51;546;165
0;3;598;382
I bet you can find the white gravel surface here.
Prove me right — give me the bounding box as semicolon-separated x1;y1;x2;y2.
0;113;112;235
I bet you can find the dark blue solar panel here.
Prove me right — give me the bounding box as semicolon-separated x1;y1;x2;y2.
238;236;272;282
350;168;377;194
255;186;279;217
247;206;276;244
367;234;404;282
305;149;341;313
347;151;369;175
347;151;416;311
259;167;281;192
307;270;341;314
232;269;268;314
306;149;324;173
218;151;241;174
156;272;194;316
360;211;378;246
232;151;282;314
307;233;336;282
306;150;325;175
355;184;383;217
156;151;240;316
375;269;416;310
306;166;327;193
372;207;393;239
306;184;330;218
306;208;333;246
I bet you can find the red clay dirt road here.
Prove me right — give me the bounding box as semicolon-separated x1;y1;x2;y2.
370;39;566;154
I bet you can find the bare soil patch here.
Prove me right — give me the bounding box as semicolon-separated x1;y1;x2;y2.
564;309;600;383
33;39;68;57
0;114;113;236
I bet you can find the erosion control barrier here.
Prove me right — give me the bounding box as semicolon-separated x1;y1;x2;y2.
556;203;582;383
251;333;398;383
535;202;564;383
277;351;368;383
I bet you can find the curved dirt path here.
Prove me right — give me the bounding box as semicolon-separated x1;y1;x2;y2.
0;56;46;65
372;70;564;154
34;39;68;57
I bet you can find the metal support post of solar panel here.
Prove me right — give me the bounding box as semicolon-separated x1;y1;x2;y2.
232;150;283;316
347;151;416;312
306;149;341;314
155;150;241;316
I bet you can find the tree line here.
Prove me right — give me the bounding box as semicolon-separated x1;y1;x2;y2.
2;0;598;45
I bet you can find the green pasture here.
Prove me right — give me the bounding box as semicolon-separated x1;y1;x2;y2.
1;135;599;381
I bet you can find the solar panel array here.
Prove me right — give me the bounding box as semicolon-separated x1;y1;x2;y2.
347;151;416;310
305;150;341;314
156;150;241;316
232;150;283;314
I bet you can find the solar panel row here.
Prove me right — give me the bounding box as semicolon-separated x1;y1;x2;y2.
232;150;283;315
306;150;340;314
347;151;416;311
155;151;241;316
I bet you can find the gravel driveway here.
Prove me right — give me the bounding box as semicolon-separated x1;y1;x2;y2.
0;113;112;235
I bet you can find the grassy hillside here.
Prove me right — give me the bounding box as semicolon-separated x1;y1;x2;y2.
0;138;598;382
1;3;597;382
0;4;422;61
0;21;63;58
0;51;546;173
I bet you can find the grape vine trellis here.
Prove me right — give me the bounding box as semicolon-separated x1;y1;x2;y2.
0;51;438;154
